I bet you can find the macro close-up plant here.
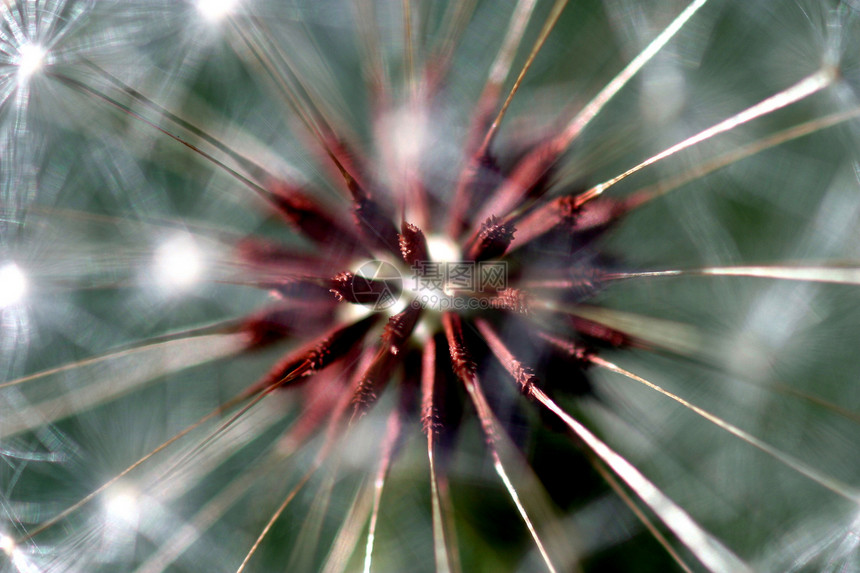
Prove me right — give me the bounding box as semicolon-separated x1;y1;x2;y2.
2;0;860;571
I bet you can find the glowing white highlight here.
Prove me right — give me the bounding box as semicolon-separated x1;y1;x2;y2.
0;263;27;308
426;235;460;264
0;535;14;555
411;318;432;343
384;104;428;168
105;490;141;525
337;300;374;323
197;0;239;21
154;235;204;290
1;536;41;573
10;550;40;573
16;43;45;80
387;296;409;315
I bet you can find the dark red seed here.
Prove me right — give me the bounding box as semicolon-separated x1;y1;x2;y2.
351;304;422;419
470;137;563;236
399;221;429;266
353;196;402;257
465;215;516;262
268;181;366;254
329;271;402;306
249;315;377;394
474;318;538;395
240;304;333;349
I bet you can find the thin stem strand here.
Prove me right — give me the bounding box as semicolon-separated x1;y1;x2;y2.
575;68;836;206
134;439;294;573
443;314;559;573
82;60;276;185
50;72;274;200
421;337;453;573
476;315;687;571
363;407;404;573
477;0;567;157
402;0;415;98
632;107;860;204
321;478;375;573
466;0;713;235
586;452;694;573
529;385;752;573
605;264;860;285
1;333;248;439
446;0;538;236
560;0;711;149
589;356;860;504
235;465;319;573
227;15;368;201
18;385;261;544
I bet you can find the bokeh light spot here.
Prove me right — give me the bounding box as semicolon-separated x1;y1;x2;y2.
16;43;46;80
154;235;204;291
197;0;239;21
0;263;27;308
0;535;14;555
104;490;141;525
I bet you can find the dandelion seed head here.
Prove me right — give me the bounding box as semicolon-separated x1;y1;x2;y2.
7;1;860;571
153;235;204;291
0;263;27;308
